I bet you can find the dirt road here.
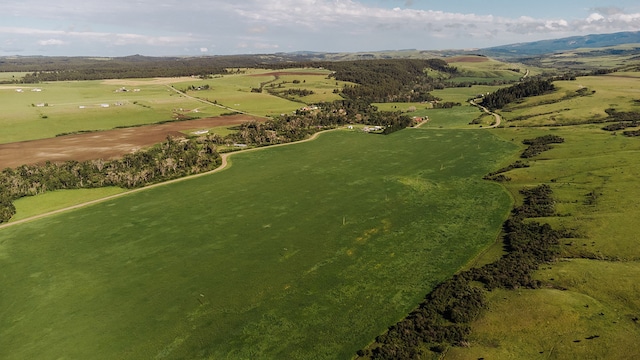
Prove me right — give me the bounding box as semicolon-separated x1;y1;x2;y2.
469;100;502;128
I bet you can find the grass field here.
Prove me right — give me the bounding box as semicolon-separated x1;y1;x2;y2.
10;187;126;222
447;122;640;358
498;73;640;126
0;69;350;144
0;128;516;359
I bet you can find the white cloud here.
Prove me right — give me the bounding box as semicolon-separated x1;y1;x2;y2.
1;0;640;55
587;13;606;23
38;39;66;46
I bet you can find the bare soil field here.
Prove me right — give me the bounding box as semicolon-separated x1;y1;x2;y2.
0;114;260;169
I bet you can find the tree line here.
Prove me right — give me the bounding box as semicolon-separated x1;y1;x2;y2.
0;136;221;223
0;98;416;223
358;184;572;359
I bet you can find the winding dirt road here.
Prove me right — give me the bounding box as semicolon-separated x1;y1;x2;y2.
469;99;502;128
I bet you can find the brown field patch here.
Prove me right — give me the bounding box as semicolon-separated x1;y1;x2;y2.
446;56;490;63
0;114;260;169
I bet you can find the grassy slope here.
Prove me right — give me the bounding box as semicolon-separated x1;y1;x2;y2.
0;128;516;359
447;122;640;357
499;75;640;126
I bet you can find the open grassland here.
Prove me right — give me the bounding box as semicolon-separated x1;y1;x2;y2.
170;69;349;116
0;72;28;82
372;102;487;129
0;69;347;144
448;124;640;359
499;73;640;126
445;56;531;83
538;44;640;69
0;128;516;359
0;80;225;143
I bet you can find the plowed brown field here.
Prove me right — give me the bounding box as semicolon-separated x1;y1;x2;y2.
0;115;260;169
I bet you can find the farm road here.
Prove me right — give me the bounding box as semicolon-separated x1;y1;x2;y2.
166;85;267;119
469;99;502;128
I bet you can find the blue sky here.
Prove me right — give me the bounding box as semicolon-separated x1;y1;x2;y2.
1;0;639;56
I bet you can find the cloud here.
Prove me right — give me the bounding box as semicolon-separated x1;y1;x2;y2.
2;0;640;55
38;39;66;46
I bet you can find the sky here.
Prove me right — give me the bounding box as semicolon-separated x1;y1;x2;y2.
1;0;640;57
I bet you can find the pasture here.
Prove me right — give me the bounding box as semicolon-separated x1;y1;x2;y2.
445;56;530;83
0;128;516;359
0;69;349;144
498;73;640;126
449;123;640;358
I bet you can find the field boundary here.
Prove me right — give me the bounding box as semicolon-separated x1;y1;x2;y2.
0;128;338;230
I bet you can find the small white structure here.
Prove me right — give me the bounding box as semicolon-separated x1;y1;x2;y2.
15;89;23;92
100;104;110;108
79;105;86;109
31;88;42;92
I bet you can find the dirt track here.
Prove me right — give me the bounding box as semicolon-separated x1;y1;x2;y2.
0;128;336;229
0;115;262;169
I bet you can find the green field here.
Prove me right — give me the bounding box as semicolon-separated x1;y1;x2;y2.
0;128;516;359
0;69;350;144
10;187;126;222
447;124;640;358
498;73;640;126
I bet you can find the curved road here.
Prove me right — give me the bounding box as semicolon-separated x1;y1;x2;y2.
469;99;502;128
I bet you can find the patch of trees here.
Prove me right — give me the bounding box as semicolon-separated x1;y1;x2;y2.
480;79;556;110
520;134;565;158
604;108;640;122
0;136;221;223
358;185;570;359
483;160;530;181
281;88;315;97
622;129;640;137
218;100;413;147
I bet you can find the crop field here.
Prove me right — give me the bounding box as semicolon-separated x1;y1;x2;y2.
0;128;516;359
498;73;640;126
0;69;348;144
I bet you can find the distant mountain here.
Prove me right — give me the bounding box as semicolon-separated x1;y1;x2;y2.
480;31;640;57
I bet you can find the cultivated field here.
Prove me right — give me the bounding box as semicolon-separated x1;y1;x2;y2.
0;128;516;359
0;114;261;169
3;52;640;359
